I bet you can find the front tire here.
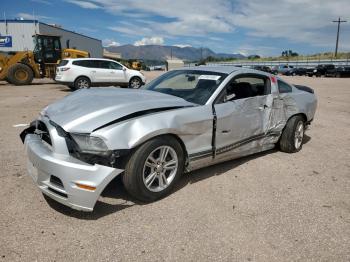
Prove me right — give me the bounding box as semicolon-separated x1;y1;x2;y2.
128;76;142;89
73;76;91;90
122;136;185;202
7;63;34;85
279;115;305;153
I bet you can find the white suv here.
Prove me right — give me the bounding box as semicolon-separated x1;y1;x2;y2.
55;58;146;90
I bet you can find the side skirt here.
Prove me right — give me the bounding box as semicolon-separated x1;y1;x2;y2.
188;131;280;163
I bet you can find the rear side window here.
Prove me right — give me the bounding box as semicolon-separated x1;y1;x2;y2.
278;80;292;93
58;60;69;67
72;60;91;67
89;60;101;68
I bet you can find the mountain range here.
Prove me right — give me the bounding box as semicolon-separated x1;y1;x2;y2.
105;45;245;61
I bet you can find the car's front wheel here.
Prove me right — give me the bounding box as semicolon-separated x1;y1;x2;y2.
128;76;142;89
122;136;185;202
279;115;305;153
73;76;91;90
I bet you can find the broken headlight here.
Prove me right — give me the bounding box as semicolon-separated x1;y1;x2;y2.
70;133;108;153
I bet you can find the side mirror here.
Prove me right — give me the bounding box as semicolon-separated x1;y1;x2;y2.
123;67;127;71
224;93;236;102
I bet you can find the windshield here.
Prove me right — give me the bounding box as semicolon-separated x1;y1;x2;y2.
143;70;227;105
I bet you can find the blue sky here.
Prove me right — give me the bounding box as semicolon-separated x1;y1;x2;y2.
1;0;350;56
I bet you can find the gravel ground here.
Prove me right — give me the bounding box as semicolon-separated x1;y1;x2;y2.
0;73;349;262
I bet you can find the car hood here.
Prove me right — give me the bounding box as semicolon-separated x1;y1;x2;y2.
43;88;194;133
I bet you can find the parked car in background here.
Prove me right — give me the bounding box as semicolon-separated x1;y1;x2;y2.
275;64;294;75
306;67;316;77
55;58;146;90
252;65;276;74
307;64;335;77
284;67;307;76
326;66;350;78
21;66;317;211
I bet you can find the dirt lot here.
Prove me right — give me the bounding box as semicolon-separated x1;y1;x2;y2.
0;72;349;261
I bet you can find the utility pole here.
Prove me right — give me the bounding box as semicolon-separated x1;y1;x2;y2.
333;17;347;58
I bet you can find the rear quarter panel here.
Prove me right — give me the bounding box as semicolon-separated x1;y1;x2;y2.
282;87;317;122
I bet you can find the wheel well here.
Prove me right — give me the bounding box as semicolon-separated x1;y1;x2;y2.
129;76;141;82
288;113;307;123
283;113;307;127
144;133;189;159
116;133;189;170
74;75;91;84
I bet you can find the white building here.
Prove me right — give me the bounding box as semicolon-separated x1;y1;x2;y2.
166;59;184;71
0;19;102;57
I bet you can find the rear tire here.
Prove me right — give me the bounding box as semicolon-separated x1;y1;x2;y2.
279;115;305;153
73;76;91;90
122;136;185;202
7;63;34;85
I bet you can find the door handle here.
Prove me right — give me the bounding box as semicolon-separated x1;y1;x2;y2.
91;70;96;73
222;129;231;133
258;105;269;110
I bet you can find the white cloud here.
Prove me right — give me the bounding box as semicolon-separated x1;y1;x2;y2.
173;44;192;48
31;0;52;5
230;0;350;49
17;12;50;20
109;25;153;36
84;0;236;36
73;0;350;51
237;45;278;57
102;38;120;47
134;36;164;46
65;0;101;9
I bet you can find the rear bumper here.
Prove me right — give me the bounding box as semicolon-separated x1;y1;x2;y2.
24;134;123;211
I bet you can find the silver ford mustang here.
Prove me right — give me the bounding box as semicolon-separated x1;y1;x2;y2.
21;66;317;211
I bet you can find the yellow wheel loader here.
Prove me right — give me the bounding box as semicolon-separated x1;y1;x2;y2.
0;34;89;85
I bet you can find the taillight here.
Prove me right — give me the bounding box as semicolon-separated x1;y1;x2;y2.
61;67;70;71
270;76;277;84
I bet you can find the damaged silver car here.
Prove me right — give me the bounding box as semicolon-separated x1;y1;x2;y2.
21;67;317;211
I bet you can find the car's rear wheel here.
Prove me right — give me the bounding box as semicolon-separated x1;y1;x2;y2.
74;76;91;90
129;76;142;89
279;115;305;153
122;136;185;202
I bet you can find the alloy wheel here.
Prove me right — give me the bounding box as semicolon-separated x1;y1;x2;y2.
130;78;141;89
77;79;89;89
294;121;304;149
142;146;178;192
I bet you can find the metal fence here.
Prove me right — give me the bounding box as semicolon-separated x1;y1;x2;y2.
186;58;350;68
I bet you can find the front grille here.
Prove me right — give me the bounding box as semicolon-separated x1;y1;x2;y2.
50;175;64;188
36;121;52;145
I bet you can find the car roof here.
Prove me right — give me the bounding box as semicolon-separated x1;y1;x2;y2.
64;58;116;62
174;65;275;76
174;66;244;74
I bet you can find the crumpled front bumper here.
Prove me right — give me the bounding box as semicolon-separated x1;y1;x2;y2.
24;134;123;211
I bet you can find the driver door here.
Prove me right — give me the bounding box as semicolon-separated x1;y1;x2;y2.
213;73;276;162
